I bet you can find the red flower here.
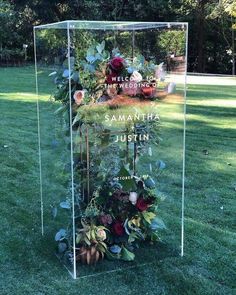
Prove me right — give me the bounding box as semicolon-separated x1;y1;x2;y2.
141;85;156;98
109;56;125;73
106;71;118;84
136;197;149;212
112;221;125;236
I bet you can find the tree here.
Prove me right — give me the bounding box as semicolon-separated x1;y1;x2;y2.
209;0;236;75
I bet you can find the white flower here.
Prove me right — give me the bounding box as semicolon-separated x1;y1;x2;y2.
129;192;138;205
130;71;142;83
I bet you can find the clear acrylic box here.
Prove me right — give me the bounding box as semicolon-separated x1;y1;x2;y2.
34;21;188;279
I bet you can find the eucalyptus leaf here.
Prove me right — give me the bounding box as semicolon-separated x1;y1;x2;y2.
71;71;79;82
144;176;156;189
62;69;70;78
150;217;166;230
60;201;71;209
51;206;57;218
127;66;135;74
87;46;95;57
48;71;57;77
58;242;67;253
158;160;166;170
86;55;96;63
55;229;66;241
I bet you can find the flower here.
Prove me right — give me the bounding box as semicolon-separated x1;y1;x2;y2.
109;56;125;72
129;192;138;205
112;221;125;236
141;84;156;99
121;81;140;96
73;90;85;105
130;71;142;83
112;190;129;202
100;214;113;226
136;197;149;212
106;71;119;84
96;228;107;241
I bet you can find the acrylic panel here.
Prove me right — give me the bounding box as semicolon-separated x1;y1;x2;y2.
34;21;188;279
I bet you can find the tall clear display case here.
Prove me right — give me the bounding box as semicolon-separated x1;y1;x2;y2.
34;21;188;279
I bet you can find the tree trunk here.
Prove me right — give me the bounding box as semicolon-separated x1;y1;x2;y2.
196;0;207;73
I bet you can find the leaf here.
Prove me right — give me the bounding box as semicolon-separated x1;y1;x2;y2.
142;211;156;224
157;160;166;170
84;236;91;246
150;217;166;230
96;41;105;54
86;55;96;63
105;249;120;260
55;229;66;241
144;176;156;189
49;71;57;77
120;246;135;261
127;66;135;74
87;46;95;57
117;165;137;191
100;129;110;146
128;232;139;244
60;201;71;209
84;63;95;73
51;206;57;218
62;69;70;78
112;47;120;57
71;71;79;82
58;242;67;253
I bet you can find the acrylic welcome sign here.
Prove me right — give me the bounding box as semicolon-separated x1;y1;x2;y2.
34;21;188;279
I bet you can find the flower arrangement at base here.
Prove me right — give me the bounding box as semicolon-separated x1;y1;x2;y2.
75;221;108;265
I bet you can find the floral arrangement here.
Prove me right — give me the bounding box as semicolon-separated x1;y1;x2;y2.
51;41;167;266
50;41;170;113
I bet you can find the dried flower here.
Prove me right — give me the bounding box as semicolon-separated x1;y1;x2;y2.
100;214;113;226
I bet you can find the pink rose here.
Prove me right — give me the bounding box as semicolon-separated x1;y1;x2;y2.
121;81;140;96
73;90;85;105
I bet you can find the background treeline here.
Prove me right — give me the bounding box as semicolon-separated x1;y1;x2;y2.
0;0;235;74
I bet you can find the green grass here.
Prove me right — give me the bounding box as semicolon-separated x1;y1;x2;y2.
0;66;236;294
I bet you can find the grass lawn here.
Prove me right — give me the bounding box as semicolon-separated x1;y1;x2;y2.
0;66;235;295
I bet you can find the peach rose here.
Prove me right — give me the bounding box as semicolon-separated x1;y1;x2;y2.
96;228;106;241
73;90;85;105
